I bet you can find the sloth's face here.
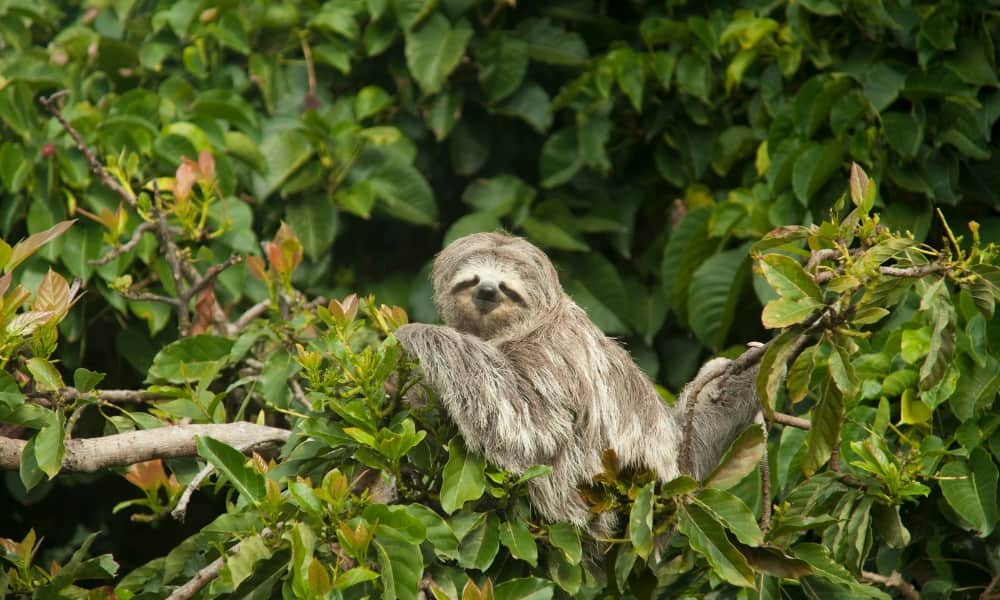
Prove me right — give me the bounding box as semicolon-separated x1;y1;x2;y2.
445;257;531;339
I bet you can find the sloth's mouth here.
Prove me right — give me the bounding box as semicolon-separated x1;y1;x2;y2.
473;297;500;313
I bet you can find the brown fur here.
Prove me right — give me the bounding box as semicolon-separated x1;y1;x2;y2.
395;233;758;534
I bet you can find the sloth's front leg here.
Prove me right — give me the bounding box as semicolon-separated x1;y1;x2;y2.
394;323;571;472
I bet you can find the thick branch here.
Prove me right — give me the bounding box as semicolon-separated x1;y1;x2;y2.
39;91;137;208
861;570;920;600
0;423;289;472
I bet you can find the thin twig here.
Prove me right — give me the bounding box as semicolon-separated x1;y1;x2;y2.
232;300;270;332
38;387;171;403
861;570;920;600
880;264;944;278
805;248;839;271
756;413;772;532
120;290;183;306
183;254;242;301
39;91;137;208
90;222;157;265
981;574;1000;600
770;412;811;430
171;461;217;522
289;378;312;410
165;529;272;600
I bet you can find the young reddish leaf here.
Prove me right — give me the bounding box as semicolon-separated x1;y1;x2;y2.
246;255;267;281
849;163;870;209
174;160;197;202
123;459;171;491
6;220;77;274
33;269;71;319
198;149;215;181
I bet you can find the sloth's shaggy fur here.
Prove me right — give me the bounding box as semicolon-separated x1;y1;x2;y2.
395;232;759;533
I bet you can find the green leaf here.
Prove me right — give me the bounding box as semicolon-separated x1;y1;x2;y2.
687;244;751;349
440;439;486;514
457;512;500;570
548;522;582;565
251;129;314;201
628;482;654;559
661;207;721;323
539;128;582;189
803;380;843;476
792;543;890;599
920;305;955;391
26;358;64;392
762;296;820;328
678;503;755;588
494;577;554;600
608;47;645;112
286;198;339;261
404;504;459;558
827;340;857;396
786;344;817;404
755;328;800;414
392;0;435;30
147;335;234;384
694;488;764;545
73;368;105;393
19;435;46;491
478;32;528;102
226;534;272;589
369;160;438;225
521;218;588;252
404;15;473;95
34;412;65;479
514;18;587;66
704;426;765;490
462;175;535;218
792;140;843;206
195;436;266;504
374;537;422;600
494;83;553;133
364;504;427;544
938;448;999;537
498;516;537;566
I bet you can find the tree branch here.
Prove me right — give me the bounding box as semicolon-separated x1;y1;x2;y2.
39;91;137;208
90;222;157;265
770;411;811;430
165;529;272;600
861;570;920;600
0;423;289;472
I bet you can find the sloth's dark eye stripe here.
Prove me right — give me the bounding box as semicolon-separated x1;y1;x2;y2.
500;283;524;303
451;275;479;294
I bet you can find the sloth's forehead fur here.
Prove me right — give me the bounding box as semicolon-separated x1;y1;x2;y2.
432;232;564;306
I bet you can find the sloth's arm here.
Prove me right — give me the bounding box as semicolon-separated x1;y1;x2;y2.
395;323;573;472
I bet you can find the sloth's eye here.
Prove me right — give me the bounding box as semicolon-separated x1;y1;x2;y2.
451;275;479;294
500;283;525;304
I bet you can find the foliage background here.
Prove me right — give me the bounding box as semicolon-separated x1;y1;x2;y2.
0;0;999;598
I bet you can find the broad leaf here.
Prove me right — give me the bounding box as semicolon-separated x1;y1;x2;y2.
440;440;486;514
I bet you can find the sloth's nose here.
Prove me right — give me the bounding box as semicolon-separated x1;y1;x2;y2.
475;281;500;301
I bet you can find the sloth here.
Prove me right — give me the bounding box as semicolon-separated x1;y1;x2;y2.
394;232;759;534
